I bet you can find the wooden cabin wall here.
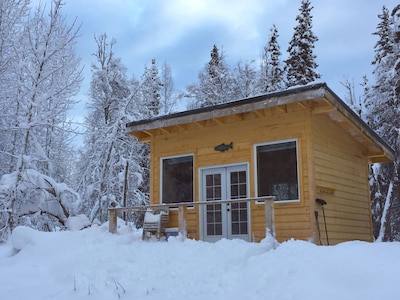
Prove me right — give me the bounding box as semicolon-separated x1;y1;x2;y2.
149;105;315;242
311;113;373;245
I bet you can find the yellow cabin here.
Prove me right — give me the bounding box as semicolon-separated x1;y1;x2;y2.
125;83;394;245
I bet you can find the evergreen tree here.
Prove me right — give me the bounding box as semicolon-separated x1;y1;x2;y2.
260;24;284;93
285;0;320;87
135;59;163;197
367;5;400;241
187;44;235;107
372;6;393;66
141;58;162;117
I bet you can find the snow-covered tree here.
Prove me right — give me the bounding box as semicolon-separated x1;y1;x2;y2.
284;0;320;87
367;5;400;241
78;34;145;224
232;60;259;99
160;61;177;114
0;0;30;176
260;24;285;93
141;58;162;118
187;44;235;107
372;6;394;67
0;0;83;239
340;76;366;118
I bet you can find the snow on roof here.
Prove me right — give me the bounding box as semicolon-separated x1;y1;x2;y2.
126;82;395;163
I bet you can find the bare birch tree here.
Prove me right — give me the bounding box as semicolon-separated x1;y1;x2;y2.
0;0;82;239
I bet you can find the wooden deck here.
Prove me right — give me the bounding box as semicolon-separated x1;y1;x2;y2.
108;197;275;241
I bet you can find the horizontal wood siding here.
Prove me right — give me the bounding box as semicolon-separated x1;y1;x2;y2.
150;106;313;242
312;113;373;245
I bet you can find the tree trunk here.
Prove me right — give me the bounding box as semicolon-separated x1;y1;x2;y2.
377;180;393;242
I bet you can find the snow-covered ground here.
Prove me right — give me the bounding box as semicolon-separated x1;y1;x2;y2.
1;221;399;300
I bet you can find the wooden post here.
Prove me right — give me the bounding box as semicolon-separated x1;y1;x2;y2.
122;161;129;221
264;198;275;237
178;206;187;239
109;209;118;234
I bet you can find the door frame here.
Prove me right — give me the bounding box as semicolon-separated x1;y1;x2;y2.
199;162;251;242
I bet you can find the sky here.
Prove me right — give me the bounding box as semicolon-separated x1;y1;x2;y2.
32;0;400;124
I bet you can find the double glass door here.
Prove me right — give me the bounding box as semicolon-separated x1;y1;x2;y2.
202;165;249;242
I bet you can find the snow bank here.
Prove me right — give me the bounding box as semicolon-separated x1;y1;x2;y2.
66;214;91;231
10;226;39;251
1;226;399;300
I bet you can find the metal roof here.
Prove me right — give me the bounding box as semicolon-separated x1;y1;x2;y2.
126;82;395;163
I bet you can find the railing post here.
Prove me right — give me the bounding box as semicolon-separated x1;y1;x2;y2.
178;205;187;239
109;208;118;234
264;197;275;237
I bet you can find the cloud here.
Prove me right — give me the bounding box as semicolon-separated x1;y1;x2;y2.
54;0;400;104
119;0;270;56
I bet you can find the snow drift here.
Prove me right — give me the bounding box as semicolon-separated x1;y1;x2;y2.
0;224;399;300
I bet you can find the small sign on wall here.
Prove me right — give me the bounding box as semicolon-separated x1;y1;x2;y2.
316;186;335;196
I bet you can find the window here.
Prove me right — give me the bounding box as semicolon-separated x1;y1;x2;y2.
161;155;193;203
256;140;299;201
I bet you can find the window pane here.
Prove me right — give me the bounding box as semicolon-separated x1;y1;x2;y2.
207;224;214;235
206;174;213;186
230;171;246;200
239;184;247;198
256;141;299;201
231;185;238;198
231;172;238;184
214;174;221;186
240;209;247;221
231;210;239;222
206;187;213;199
162;156;193;203
240;222;248;234
232;223;239;234
215;224;222;235
214;186;221;200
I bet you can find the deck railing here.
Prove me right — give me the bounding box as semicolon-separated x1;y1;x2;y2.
108;196;275;240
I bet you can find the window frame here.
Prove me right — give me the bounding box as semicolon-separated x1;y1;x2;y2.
160;154;194;205
254;139;300;203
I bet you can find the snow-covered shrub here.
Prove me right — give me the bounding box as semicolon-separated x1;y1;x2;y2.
0;168;82;241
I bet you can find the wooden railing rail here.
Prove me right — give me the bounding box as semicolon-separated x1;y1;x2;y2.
108;196;275;240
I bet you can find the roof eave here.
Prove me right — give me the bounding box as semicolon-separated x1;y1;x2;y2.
126;82;395;163
322;86;395;163
126;83;327;133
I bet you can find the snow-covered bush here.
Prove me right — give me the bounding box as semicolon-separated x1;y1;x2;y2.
0;168;82;242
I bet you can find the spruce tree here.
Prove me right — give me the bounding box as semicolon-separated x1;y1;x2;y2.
187;44;234;107
141;58;162;117
261;24;284;92
285;0;320;87
137;59;163;197
367;5;400;241
372;6;393;66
